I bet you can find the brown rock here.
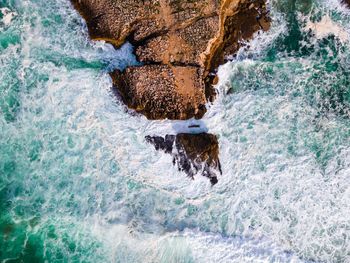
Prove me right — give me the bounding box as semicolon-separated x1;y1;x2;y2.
111;65;206;119
146;133;221;185
343;0;350;7
71;0;270;120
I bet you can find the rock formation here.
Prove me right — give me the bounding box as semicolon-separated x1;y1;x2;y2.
71;0;270;184
343;0;350;7
146;133;221;184
71;0;270;120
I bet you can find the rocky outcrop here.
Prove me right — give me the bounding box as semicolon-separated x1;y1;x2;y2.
343;0;350;7
71;0;270;120
146;133;221;185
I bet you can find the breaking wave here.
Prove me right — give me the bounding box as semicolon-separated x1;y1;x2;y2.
0;0;349;262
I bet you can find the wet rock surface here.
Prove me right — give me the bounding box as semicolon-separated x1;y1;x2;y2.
71;0;270;120
146;133;221;185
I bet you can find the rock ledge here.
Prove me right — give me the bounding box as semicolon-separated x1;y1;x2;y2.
71;0;270;120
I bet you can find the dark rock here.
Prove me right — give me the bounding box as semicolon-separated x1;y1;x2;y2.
343;0;350;8
146;133;221;185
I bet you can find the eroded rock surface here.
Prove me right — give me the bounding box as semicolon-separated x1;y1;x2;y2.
146;133;221;185
71;0;270;120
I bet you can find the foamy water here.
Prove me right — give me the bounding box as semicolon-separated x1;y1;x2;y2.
0;0;349;262
305;14;349;42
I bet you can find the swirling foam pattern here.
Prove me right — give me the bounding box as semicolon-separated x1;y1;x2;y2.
0;0;349;262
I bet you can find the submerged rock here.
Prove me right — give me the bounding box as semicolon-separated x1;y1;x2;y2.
71;0;270;120
146;133;221;185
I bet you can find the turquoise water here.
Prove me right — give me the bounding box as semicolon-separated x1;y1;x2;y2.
0;0;349;262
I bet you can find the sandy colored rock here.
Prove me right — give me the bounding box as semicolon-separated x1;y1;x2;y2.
71;0;270;119
111;65;206;119
146;133;221;185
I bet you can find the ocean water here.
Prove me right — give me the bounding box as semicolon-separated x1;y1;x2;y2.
0;0;349;262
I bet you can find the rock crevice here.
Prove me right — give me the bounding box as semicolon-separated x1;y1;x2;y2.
71;0;270;120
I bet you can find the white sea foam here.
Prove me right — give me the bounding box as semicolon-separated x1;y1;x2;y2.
199;1;350;261
79;217;306;263
0;7;17;27
1;0;349;262
304;14;349;42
